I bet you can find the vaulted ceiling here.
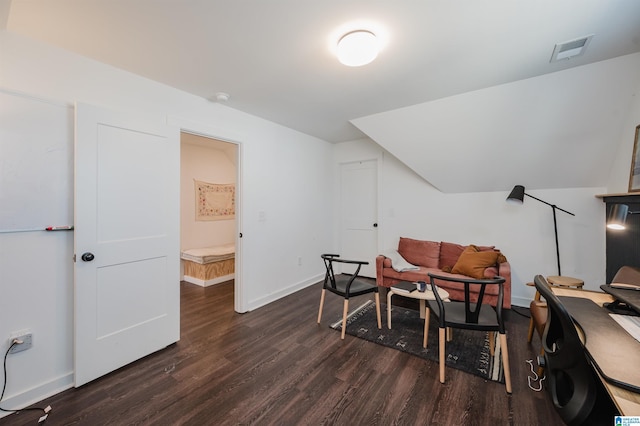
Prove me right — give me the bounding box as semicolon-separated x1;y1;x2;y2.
4;1;640;192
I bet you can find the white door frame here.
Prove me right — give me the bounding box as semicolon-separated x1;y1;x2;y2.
169;118;246;313
337;156;382;277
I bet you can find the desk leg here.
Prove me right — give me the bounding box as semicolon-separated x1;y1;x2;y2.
387;290;393;329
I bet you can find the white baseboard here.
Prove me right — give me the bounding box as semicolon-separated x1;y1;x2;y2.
183;273;234;287
247;273;323;312
511;295;531;308
0;372;73;419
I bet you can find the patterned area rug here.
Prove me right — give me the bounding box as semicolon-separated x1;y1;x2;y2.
331;300;504;383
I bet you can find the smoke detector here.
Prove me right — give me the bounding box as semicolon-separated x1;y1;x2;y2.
215;92;230;102
550;35;594;62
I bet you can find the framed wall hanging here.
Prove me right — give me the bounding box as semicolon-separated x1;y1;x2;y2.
629;125;640;192
195;180;235;221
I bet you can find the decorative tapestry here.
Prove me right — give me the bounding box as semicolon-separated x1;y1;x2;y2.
195;180;235;221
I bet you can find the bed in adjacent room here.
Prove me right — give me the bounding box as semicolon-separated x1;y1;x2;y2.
181;243;235;286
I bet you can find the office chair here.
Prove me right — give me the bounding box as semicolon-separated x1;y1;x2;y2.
534;275;618;425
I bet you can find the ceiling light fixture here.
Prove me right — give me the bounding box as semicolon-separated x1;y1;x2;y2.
336;30;379;67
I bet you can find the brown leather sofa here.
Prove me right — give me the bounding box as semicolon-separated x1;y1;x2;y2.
376;237;511;309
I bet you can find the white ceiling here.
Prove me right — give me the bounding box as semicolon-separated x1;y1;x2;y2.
4;0;640;192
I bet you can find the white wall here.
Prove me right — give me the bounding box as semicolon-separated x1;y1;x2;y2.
607;76;640;193
0;30;332;414
335;139;607;307
352;53;640;195
180;139;236;251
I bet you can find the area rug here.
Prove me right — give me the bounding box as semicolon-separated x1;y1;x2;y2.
331;301;504;383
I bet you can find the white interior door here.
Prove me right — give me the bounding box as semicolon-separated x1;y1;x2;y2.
340;160;378;278
74;103;180;387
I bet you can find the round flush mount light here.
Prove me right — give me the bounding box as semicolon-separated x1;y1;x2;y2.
336;30;379;67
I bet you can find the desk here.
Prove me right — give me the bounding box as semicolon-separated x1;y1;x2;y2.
551;287;640;416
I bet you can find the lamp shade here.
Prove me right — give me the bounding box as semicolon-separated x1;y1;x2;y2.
607;204;629;230
506;185;525;204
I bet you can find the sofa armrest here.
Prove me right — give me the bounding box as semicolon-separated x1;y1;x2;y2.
498;261;512;309
375;255;386;287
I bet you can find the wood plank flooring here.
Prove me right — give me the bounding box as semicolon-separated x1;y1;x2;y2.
1;280;563;425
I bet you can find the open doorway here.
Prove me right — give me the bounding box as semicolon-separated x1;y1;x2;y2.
179;132;238;303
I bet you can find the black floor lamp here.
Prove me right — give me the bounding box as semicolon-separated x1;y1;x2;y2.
506;185;575;276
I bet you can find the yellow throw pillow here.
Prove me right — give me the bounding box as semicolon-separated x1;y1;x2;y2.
451;245;500;279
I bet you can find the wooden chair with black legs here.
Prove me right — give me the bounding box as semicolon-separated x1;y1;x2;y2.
428;272;512;394
318;254;381;339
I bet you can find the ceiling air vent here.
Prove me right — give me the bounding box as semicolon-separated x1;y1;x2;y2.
550;34;594;62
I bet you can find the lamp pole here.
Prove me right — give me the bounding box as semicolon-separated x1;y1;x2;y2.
523;193;575;276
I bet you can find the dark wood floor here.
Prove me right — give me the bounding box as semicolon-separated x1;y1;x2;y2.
1;280;563;425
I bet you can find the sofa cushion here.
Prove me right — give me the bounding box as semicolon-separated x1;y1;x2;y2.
382;267;500;297
451;245;500;279
430;269;500;297
438;241;466;270
483;265;499;278
382;265;436;284
398;237;440;268
439;241;496;269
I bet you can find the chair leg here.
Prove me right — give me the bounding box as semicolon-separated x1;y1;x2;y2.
500;333;512;394
341;299;349;339
387;290;393;329
537;346;545;377
374;292;382;329
446;327;453;342
423;307;430;348
489;331;495;356
527;317;535;343
439;327;446;383
317;289;326;324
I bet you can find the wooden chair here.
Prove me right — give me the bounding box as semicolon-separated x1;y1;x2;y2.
527;276;584;376
427;272;512;393
317;254;381;339
527;287;548;377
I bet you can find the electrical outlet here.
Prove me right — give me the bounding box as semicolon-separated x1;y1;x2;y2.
9;329;33;354
298;257;302;266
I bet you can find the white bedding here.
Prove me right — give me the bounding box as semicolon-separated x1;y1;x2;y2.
181;244;235;264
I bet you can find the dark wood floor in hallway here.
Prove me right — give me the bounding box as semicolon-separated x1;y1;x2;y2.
1;280;562;425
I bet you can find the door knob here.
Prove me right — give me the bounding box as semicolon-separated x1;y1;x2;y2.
81;252;95;262
373;223;378;228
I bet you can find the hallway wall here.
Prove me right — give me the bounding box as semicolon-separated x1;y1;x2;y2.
181;135;236;251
